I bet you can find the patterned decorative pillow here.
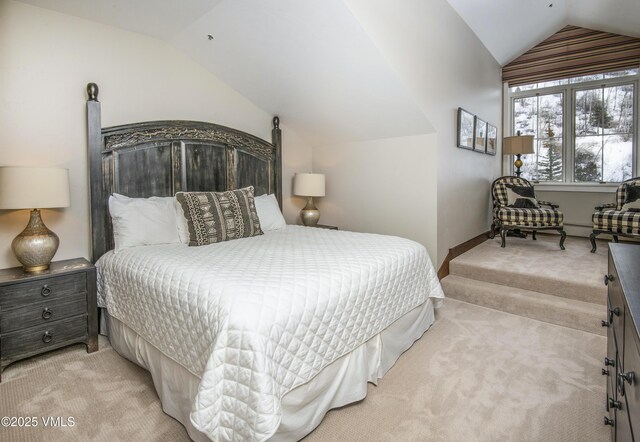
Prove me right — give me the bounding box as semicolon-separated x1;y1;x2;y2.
175;187;263;246
505;184;539;209
622;184;640;212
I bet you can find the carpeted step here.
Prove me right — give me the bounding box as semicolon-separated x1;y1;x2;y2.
449;237;607;306
441;274;607;336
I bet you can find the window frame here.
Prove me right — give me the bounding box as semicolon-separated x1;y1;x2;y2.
507;71;639;189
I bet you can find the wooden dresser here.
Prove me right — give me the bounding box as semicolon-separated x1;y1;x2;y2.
602;244;639;441
0;258;98;381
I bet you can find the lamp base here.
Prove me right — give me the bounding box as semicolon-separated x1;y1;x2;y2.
12;209;60;272
300;197;320;227
514;154;523;177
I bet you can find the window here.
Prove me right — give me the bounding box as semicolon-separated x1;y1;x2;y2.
513;93;564;181
575;84;634;182
509;69;638;183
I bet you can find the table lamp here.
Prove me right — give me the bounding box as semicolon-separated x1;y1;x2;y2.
503;132;534;177
0;166;70;272
293;173;325;226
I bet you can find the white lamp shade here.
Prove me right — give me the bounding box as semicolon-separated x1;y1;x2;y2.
0;166;70;210
294;173;325;197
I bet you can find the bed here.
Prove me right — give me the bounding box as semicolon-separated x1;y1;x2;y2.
85;83;444;441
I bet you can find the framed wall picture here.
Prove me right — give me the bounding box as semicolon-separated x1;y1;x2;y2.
474;117;487;153
457;108;474;150
486;123;497;155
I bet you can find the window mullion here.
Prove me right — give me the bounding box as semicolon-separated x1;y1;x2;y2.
565;89;573;183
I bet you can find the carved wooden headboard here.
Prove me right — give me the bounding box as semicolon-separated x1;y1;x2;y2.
85;83;282;262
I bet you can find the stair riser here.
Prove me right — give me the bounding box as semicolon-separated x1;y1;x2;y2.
450;261;606;306
442;278;606;336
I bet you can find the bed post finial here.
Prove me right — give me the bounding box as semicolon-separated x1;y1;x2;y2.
87;83;99;101
273;116;280;129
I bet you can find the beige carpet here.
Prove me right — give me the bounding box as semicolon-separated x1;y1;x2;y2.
442;235;608;335
0;336;188;441
449;235;607;304
0;300;607;442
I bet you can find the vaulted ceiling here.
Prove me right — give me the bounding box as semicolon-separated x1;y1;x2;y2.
446;0;640;65
17;0;433;146
16;0;640;145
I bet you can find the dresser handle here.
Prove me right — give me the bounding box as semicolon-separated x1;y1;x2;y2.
618;371;635;396
42;331;53;343
41;285;52;297
604;274;614;285
42;308;53;320
604;417;614;427
609;307;620;323
602;368;609;376
604;357;615;367
609;397;622;410
601;320;610;327
620;371;635;385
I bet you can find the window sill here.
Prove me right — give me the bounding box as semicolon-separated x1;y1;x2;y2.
532;182;618;193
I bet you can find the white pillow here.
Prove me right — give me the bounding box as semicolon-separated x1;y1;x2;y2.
173;199;190;244
254;193;286;231
109;193;184;251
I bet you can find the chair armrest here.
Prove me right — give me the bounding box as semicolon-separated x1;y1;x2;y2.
538;200;559;209
595;203;616;211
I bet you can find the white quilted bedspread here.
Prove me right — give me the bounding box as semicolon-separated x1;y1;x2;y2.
96;226;443;441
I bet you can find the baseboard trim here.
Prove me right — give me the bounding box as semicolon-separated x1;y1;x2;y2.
438;231;490;280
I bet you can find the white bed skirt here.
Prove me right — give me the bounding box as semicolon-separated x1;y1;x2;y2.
103;298;435;441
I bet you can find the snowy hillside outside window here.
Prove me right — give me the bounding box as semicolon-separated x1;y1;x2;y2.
510;69;638;183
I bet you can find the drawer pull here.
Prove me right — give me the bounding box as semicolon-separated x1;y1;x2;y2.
602;368;610;376
608;397;622;410
608;307;620;323
41;285;52;297
601;320;610;327
618;371;635;396
604;274;614;285
42;308;53;320
604;357;615;367
42;331;53;343
604;417;614;427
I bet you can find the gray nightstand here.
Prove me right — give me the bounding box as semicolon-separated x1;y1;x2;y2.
312;224;338;230
0;258;98;381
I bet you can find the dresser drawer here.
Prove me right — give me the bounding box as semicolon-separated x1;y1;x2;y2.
623;322;639;439
0;314;88;361
0;296;87;333
0;273;86;310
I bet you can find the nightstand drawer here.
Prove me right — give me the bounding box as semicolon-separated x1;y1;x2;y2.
1;314;88;360
0;297;87;333
0;273;86;310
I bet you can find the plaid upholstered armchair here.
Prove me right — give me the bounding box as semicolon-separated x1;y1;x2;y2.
590;177;640;253
489;176;566;249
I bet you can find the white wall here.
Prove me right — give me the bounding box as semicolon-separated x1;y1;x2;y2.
0;0;312;269
313;134;438;261
334;0;503;265
536;189;617;236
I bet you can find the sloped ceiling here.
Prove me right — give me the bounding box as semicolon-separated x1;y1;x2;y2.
446;0;640;65
17;0;433;146
16;0;640;144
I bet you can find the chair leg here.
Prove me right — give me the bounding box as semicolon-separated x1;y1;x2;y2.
500;228;507;248
613;235;619;243
590;232;599;253
559;229;566;250
532;231;537;241
489;222;496;239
